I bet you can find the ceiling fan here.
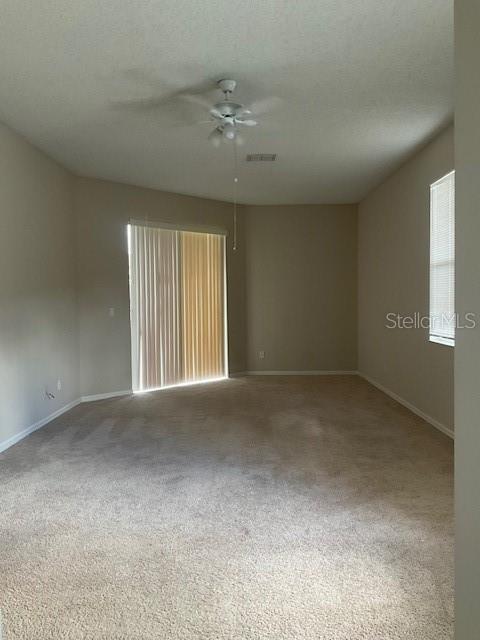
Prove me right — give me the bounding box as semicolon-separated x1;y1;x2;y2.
111;72;280;147
204;79;258;146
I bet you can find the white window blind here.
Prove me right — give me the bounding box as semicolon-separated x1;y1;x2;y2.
128;224;227;392
430;171;455;346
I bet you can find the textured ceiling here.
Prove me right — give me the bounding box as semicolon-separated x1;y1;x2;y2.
0;1;453;204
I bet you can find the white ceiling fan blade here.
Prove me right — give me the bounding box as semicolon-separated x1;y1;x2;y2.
248;96;282;115
210;108;223;119
236;108;252;118
236;119;257;127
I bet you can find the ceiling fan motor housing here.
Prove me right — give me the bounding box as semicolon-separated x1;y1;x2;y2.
213;101;243;118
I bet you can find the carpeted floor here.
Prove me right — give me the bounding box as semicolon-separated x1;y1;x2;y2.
0;376;453;639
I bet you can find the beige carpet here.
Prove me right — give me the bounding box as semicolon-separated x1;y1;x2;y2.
0;376;453;639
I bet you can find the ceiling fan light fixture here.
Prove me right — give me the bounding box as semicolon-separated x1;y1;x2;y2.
222;122;236;140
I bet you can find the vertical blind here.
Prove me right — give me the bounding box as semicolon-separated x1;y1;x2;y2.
430;171;455;344
128;223;227;391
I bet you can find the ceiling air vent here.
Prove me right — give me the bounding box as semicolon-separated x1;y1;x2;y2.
246;153;277;162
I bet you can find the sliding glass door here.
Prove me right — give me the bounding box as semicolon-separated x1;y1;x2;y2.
128;223;227;392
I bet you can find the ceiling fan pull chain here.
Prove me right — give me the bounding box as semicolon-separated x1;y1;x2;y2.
233;196;238;252
233;142;239;252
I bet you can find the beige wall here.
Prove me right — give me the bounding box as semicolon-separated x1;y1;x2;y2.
358;125;454;431
455;2;480;636
0;122;78;447
74;177;246;396
244;204;357;372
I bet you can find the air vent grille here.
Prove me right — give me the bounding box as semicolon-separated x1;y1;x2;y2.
246;153;277;162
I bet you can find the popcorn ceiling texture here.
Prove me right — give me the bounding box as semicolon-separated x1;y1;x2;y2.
0;376;453;639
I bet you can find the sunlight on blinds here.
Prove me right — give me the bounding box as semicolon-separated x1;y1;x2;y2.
181;232;226;382
430;171;455;345
128;224;227;391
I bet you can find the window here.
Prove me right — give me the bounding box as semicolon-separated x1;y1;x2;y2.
429;170;455;346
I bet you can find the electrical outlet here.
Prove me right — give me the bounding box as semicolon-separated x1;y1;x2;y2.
259;350;265;360
57;379;62;391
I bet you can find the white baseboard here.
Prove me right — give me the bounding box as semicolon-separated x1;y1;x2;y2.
0;390;132;455
80;390;132;403
0;398;81;455
358;372;454;439
244;370;358;376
